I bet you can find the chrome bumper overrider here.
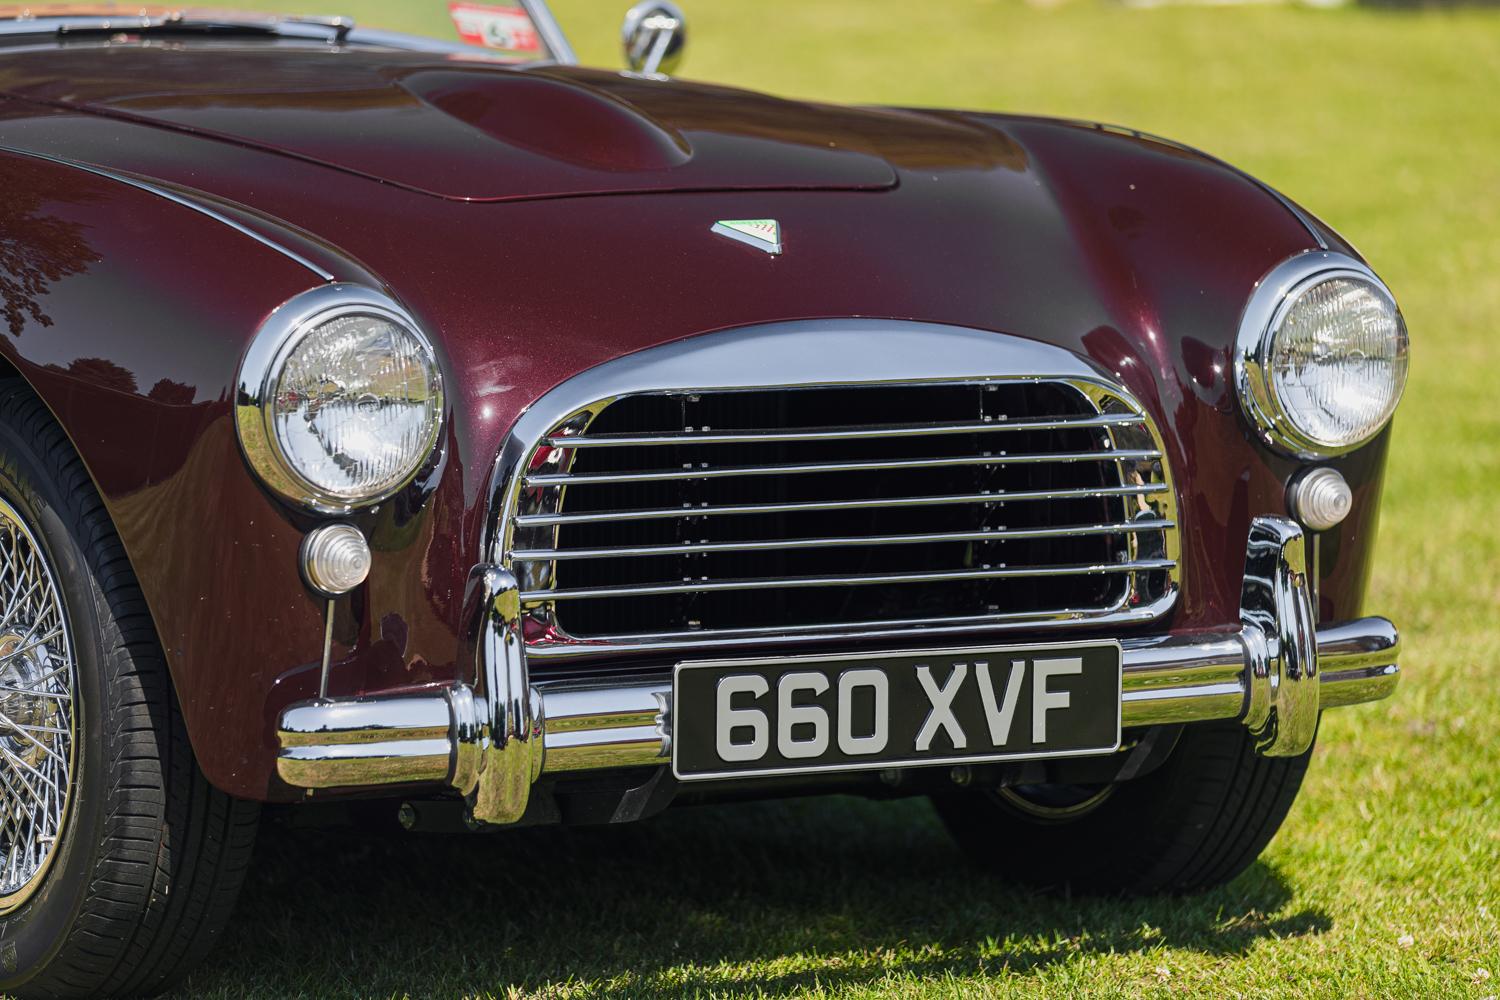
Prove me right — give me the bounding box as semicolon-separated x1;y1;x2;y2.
276;516;1400;825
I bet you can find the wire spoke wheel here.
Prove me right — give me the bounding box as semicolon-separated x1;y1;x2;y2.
0;497;76;913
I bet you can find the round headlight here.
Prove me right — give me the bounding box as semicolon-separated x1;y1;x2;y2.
1237;253;1409;457
237;286;443;511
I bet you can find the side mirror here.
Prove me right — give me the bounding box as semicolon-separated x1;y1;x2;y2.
621;1;686;77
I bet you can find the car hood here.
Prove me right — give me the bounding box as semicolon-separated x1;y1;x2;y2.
0;47;959;200
0;62;1336;639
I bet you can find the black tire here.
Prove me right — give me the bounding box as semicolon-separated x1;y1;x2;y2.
933;718;1313;895
0;379;259;998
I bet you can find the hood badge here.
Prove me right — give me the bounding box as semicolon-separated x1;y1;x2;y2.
711;219;782;255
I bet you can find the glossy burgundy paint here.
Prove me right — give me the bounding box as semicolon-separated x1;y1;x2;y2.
0;140;336;793
0;43;1389;801
0;51;903;199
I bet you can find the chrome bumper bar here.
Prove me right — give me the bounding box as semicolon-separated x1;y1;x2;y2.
276;516;1400;825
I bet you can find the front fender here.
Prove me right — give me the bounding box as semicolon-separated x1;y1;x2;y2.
0;148;470;799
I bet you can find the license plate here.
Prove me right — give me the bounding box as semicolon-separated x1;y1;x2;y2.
672;641;1122;781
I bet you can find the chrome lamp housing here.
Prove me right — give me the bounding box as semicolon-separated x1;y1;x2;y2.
1236;251;1409;458
235;284;444;513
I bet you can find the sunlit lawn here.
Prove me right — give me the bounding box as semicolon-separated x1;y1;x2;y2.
195;1;1500;997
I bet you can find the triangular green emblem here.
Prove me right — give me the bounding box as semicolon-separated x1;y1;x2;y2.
711;218;782;255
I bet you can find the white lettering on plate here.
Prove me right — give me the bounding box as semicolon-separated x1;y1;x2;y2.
1032;657;1084;743
914;663;968;752
715;675;769;761
836;668;890;756
776;672;831;759
975;659;1026;747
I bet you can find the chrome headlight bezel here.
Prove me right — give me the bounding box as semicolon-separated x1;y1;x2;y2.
236;284;445;513
1235;250;1408;459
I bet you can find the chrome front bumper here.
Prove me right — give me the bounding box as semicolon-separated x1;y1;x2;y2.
276;516;1401;825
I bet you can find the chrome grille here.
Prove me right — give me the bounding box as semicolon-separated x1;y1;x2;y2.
505;377;1178;656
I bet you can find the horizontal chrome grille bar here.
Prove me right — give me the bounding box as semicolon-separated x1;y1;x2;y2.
525;603;1154;654
513;518;1175;561
495;343;1182;650
543;412;1145;449
514;483;1169;528
524;448;1162;487
522;558;1175;602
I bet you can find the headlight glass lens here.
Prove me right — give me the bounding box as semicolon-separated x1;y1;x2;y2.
1267;275;1408;451
269;312;442;503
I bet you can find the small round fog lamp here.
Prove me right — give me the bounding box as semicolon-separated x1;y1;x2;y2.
1288;467;1352;531
301;524;371;596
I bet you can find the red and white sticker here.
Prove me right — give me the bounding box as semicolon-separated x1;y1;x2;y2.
448;3;541;52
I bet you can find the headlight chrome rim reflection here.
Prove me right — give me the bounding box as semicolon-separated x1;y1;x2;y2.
236;285;445;513
1235;251;1409;458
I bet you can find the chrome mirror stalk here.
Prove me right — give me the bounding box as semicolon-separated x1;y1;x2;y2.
621;1;685;76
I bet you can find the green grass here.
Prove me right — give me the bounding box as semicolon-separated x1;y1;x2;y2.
191;2;1499;997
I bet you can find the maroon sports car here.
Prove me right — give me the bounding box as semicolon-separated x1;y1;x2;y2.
0;2;1407;996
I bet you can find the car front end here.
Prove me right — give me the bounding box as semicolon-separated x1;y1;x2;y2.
0;5;1408;992
273;281;1403;830
0;27;1408;823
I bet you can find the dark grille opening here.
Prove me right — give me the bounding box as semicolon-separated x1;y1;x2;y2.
511;381;1175;643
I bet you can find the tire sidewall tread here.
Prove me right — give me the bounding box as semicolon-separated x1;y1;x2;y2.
0;380;257;999
934;718;1315;896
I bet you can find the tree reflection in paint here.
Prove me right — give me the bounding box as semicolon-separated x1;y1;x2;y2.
0;178;95;337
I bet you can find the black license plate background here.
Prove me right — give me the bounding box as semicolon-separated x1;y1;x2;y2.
673;641;1121;781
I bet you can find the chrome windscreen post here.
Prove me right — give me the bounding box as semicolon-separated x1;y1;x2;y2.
1239;516;1320;757
519;0;578;64
455;567;543;825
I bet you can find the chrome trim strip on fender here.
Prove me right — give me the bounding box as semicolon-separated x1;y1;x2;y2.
0;145;337;282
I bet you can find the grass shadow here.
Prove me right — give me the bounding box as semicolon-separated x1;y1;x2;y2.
180;796;1329;998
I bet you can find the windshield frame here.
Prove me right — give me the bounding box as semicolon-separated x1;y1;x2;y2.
0;3;579;63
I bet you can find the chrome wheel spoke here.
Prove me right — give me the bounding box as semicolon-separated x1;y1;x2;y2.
0;684;70;701
0;499;76;908
0;743;65;802
0;632;64;670
0;712;65;765
0;577;39;628
1;768;41;827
